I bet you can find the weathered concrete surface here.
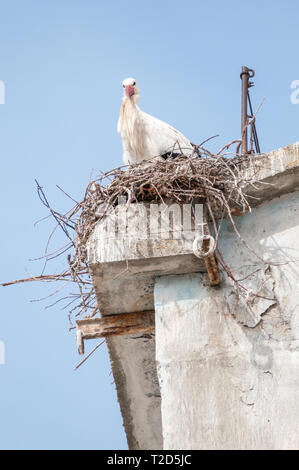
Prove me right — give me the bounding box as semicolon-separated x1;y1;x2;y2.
155;191;299;450
242;141;299;204
85;142;299;450
106;334;162;450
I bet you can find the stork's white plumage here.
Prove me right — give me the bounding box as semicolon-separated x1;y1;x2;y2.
117;78;193;165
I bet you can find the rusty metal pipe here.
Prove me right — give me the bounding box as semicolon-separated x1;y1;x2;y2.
241;66;250;155
240;66;256;155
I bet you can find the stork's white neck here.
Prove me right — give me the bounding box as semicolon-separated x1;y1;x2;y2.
118;97;147;158
118;98;140;136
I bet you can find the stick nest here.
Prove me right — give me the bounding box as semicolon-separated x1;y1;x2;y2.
75;151;255;269
2;143;269;329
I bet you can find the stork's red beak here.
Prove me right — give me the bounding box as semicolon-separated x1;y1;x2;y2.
125;85;135;98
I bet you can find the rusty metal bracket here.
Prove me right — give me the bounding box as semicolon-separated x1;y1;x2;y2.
192;206;221;286
202;222;220;287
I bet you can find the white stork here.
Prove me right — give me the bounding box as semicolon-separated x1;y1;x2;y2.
117;78;193;165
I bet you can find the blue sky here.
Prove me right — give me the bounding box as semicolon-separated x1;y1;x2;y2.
0;0;298;450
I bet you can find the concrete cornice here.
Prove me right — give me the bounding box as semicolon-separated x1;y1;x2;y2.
241;141;299;204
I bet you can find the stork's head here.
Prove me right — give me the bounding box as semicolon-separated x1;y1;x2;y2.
122;77;140;102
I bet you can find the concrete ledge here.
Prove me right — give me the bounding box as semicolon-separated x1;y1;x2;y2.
242;142;299;203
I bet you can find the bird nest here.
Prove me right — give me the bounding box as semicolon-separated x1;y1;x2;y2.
73;149;259;271
2;142;275;362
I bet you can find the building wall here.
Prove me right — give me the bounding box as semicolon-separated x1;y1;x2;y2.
154;191;299;450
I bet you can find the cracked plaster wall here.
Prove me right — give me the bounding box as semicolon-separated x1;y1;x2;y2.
154;191;299;450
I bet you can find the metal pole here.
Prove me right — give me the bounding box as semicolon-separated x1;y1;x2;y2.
240;66;256;155
241;66;250;155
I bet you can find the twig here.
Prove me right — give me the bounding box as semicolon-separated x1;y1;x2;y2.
74;340;105;370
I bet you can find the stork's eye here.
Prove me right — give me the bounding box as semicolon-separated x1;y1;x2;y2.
123;85;125;88
133;81;136;86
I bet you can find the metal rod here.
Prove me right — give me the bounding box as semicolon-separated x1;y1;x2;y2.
247;90;261;154
252;122;261;154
